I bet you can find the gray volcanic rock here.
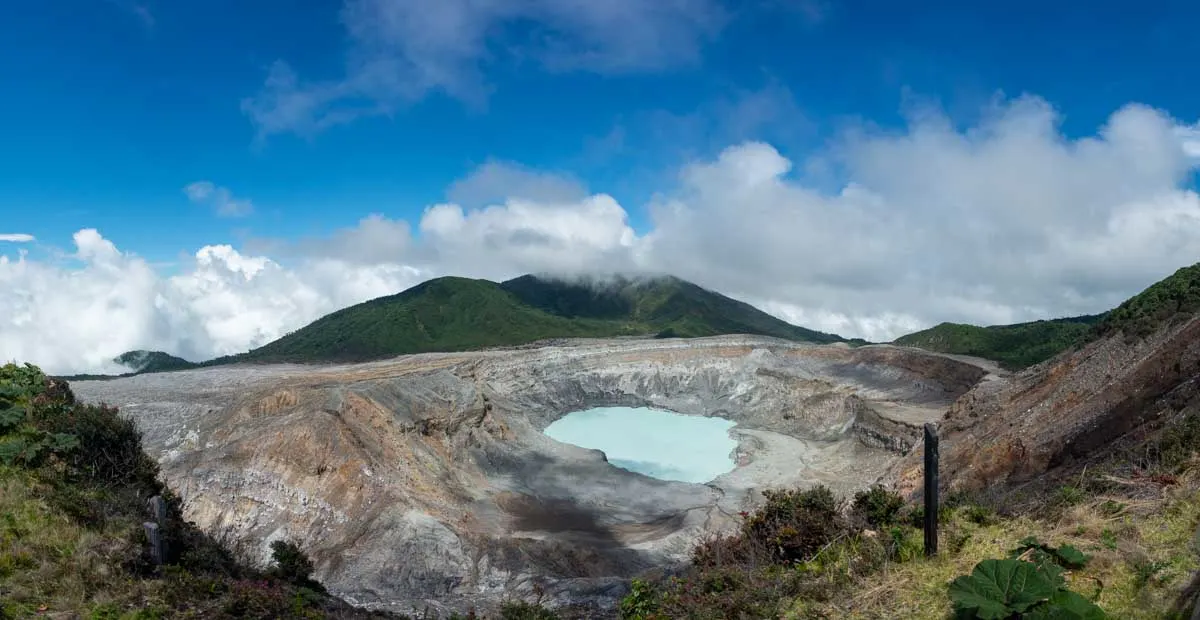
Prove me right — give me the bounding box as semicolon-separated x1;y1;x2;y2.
72;335;989;616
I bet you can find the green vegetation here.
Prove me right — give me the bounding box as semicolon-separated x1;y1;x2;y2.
163;275;855;366
1096;263;1200;340
894;260;1200;370
850;484;906;528
216;277;643;364
892;315;1104;370
499;275;854;345
618;453;1200;620
115;350;199;374
616;484;910;619
948;537;1103;619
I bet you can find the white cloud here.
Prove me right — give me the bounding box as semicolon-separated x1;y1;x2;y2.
242;0;725;138
5;96;1200;373
447;161;589;209
0;229;423;374
0;234;34;243
184;181;253;217
418;194;639;279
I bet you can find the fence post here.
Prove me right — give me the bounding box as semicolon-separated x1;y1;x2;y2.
923;423;939;557
145;495;168;565
144;522;164;566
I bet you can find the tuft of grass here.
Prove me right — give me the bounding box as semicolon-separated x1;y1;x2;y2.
790;478;1200;619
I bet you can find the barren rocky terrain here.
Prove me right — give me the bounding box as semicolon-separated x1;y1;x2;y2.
889;314;1200;499
72;335;995;616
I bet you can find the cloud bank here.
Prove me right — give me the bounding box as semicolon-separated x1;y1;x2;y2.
5;97;1200;373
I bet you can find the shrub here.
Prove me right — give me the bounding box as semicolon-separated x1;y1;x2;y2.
741;485;846;564
0;363;80;468
498;601;559;619
690;533;758;568
851;485;905;528
1144;411;1200;472
270;539;318;588
619;578;665;620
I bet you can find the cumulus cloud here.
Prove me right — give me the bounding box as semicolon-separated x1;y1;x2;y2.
6;96;1200;371
242;0;725;138
183;181;254;217
0;229;423;374
0;234;35;243
447;161;589;208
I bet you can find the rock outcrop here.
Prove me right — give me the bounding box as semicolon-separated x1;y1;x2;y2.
73;335;989;616
889;316;1200;498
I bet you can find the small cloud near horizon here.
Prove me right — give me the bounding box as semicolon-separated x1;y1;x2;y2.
0;234;35;243
183;181;254;217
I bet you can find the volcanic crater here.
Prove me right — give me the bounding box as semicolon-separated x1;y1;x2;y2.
72;335;995;616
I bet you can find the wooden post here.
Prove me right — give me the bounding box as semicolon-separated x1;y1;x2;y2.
148;495;167;524
923;423;939;557
144;522;163;566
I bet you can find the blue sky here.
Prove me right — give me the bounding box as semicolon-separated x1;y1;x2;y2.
4;0;1199;261
5;0;1200;371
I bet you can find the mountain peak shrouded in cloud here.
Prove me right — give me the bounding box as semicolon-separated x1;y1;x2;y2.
4;96;1200;374
7;1;1200;373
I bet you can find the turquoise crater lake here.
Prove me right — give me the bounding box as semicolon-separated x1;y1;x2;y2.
543;406;739;483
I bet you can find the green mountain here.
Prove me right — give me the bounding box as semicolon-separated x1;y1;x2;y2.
892;315;1105;370
894;261;1200;370
196;274;851;365
499;274;854;344
115;350;199;374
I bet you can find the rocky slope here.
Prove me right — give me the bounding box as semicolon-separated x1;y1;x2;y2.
889;313;1200;498
72;335;991;616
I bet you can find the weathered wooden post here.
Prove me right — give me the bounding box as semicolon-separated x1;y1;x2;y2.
923;423;939;557
145;495;168;566
144;522;164;566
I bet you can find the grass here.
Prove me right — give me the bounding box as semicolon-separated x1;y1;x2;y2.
790;486;1200;618
618;451;1200;619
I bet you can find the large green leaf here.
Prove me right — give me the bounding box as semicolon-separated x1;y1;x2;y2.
0;406;24;433
1009;536;1091;570
49;432;80;453
949;559;1057;619
1051;544;1092;569
1024;590;1107;619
